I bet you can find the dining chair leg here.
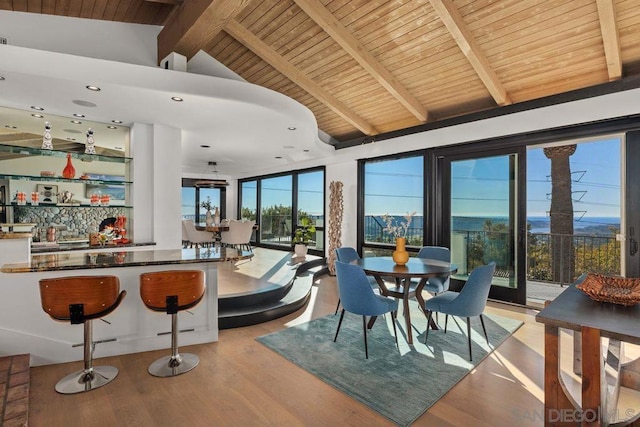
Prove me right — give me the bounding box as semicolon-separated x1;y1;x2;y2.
424;310;433;345
466;317;472;361
362;315;369;359
479;314;489;344
334;309;345;342
444;314;448;333
390;312;398;349
334;298;341;315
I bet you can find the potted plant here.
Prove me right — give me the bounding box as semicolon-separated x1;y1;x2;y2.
200;197;216;226
292;217;316;257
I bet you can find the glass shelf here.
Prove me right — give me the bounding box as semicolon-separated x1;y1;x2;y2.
6;203;132;209
0;173;131;186
0;143;132;164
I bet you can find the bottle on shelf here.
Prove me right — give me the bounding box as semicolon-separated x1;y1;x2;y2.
62;153;76;179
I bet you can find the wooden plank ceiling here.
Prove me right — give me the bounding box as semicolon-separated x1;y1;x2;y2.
3;0;640;144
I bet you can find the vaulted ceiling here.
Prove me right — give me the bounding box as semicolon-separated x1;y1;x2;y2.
3;0;640;145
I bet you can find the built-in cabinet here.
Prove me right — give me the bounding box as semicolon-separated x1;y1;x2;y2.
0;143;132;241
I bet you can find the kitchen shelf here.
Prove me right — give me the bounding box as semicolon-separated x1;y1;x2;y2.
0;143;131;164
6;203;132;209
0;173;131;186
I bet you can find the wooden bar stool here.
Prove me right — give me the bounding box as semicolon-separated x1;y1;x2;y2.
139;270;206;377
39;275;126;394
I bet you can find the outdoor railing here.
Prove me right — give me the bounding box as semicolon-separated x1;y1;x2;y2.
365;215;620;286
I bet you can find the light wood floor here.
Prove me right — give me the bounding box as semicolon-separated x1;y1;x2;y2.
28;251;546;426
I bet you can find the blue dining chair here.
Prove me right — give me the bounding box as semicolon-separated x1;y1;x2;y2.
423;262;496;361
416;246;451;294
334;247;378;315
334;261;398;359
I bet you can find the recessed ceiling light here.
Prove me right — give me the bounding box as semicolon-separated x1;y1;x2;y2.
31;114;44;118
73;113;85;118
30;106;44;111
288;127;296;130
303;149;310;152
5;125;17;129
275;156;283;159
70;120;82;124
171;96;183;102
64;129;82;134
66;137;76;141
111;119;123;124
0;76;5;81
107;125;118;129
86;85;101;91
200;145;211;148
114;146;123;150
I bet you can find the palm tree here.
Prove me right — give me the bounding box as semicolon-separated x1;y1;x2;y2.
543;144;576;284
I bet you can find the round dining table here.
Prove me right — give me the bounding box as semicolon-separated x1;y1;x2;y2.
352;256;458;345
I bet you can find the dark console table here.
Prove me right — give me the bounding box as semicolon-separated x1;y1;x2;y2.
536;283;640;426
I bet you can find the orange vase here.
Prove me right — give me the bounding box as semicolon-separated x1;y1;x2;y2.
62;153;76;179
392;237;409;265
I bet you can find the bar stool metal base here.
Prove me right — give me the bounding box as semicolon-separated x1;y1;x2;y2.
55;366;119;394
148;353;199;377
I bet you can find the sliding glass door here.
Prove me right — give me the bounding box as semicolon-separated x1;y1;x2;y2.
439;148;526;304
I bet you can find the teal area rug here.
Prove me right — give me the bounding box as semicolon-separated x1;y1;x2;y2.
257;302;523;426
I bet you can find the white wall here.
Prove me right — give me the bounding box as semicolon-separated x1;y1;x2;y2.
152;124;183;249
0;11;160;66
131;123;154;244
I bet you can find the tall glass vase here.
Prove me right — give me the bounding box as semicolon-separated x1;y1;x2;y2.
62;153;76;179
392;237;409;265
205;210;214;227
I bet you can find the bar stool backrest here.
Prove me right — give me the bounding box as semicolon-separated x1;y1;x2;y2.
39;275;124;323
140;270;206;313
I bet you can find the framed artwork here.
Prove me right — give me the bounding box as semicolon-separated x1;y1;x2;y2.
84;174;126;200
37;184;58;204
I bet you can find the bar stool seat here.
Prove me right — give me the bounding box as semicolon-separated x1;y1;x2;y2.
140;270;206;377
39;275;126;394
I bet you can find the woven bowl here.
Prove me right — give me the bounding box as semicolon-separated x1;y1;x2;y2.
576;273;640;306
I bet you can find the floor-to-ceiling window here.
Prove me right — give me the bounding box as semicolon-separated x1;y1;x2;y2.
360;155;424;256
297;170;325;251
357;117;639;306
181;178;225;223
261;175;293;247
525;137;622;305
239;167;325;255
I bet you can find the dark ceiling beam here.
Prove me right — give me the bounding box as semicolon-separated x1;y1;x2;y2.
157;0;251;63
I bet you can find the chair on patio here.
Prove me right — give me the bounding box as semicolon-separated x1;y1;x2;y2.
423;262;496;361
182;220;215;248
334;261;398;359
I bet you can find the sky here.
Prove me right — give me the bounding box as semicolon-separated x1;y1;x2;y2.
364;137;622;220
182;138;622;221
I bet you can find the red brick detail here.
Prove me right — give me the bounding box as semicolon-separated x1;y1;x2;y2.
1;354;30;427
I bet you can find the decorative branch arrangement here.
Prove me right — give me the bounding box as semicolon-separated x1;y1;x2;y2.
327;181;344;275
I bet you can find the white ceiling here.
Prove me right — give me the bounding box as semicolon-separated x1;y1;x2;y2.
0;44;334;177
